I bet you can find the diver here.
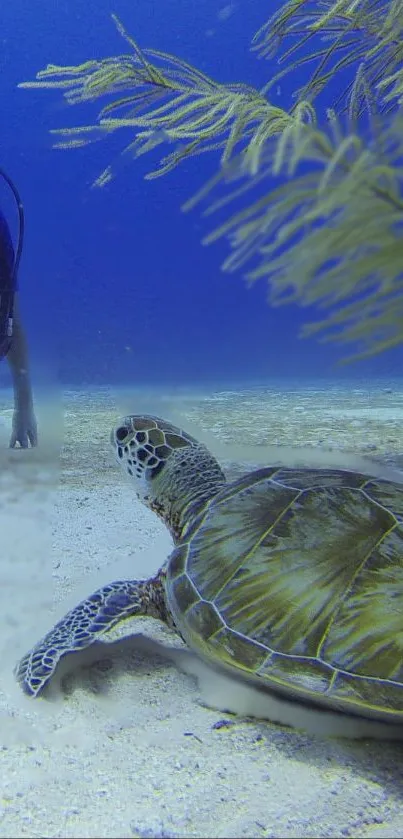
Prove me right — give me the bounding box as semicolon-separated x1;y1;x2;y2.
0;168;37;448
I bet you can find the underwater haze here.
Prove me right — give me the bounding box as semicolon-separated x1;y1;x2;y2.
3;6;403;838
1;0;403;387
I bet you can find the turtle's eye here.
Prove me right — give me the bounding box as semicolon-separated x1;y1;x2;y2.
115;426;129;443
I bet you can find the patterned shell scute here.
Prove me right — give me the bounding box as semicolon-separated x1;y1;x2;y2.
166;467;403;717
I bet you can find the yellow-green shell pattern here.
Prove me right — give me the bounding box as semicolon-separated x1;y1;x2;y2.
166;467;403;722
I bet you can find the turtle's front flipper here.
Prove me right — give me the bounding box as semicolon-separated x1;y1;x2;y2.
16;576;165;697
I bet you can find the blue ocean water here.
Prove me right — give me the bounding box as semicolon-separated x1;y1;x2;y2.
1;0;402;388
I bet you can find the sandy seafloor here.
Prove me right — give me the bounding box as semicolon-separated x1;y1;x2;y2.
1;379;403;838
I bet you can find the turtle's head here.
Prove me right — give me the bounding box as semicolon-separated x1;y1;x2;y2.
111;414;226;540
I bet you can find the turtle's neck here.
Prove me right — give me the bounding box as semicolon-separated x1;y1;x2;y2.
150;444;227;542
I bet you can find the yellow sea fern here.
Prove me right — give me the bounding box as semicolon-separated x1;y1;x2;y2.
254;0;403;114
20;14;293;185
182;105;403;359
18;6;403;358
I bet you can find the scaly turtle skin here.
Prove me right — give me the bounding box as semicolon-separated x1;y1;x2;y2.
16;415;403;727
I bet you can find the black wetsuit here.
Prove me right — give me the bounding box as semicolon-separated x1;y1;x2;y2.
0;208;16;360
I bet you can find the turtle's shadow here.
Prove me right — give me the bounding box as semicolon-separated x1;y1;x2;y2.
45;631;403;802
48;632;180;697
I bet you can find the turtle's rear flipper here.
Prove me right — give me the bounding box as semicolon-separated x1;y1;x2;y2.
15;577;162;696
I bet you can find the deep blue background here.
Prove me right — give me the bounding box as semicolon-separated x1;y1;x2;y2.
1;0;402;385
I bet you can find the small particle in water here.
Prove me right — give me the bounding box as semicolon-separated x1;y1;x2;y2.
217;4;237;21
212;718;236;730
183;731;203;743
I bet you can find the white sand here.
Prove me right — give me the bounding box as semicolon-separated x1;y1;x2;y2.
1;384;403;838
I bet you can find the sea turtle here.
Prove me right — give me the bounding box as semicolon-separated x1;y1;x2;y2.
16;414;403;731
